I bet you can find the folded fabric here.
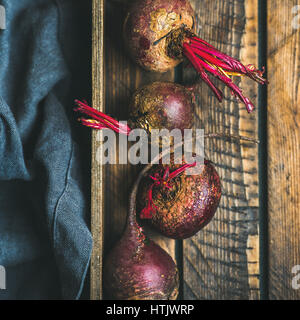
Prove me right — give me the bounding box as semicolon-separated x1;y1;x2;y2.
0;0;93;299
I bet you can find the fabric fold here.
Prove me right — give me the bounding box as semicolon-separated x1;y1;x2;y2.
0;0;92;299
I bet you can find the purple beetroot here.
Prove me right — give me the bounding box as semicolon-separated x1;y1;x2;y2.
137;156;222;239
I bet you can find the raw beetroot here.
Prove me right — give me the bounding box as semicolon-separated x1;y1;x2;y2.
124;0;194;72
137;156;222;239
128;81;194;133
74;81;194;135
103;165;179;300
123;0;267;112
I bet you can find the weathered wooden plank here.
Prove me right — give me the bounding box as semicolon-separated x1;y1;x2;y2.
240;0;260;300
267;0;300;300
183;0;260;300
91;0;105;300
102;0;177;298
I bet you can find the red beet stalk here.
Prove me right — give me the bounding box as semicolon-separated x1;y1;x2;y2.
182;36;267;113
140;162;196;219
74;99;132;135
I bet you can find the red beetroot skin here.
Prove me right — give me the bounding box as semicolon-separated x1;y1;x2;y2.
138;159;222;239
103;221;179;300
129;82;195;133
124;0;195;72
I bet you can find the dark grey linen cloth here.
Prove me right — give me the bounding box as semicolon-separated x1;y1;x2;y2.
0;0;93;299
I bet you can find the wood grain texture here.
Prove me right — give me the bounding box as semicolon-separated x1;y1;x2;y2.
240;0;260;300
267;0;300;300
102;0;177;298
91;0;105;300
183;0;260;300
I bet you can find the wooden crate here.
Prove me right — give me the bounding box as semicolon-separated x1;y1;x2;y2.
91;0;300;300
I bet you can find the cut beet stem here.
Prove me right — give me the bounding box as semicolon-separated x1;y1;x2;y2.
180;34;267;113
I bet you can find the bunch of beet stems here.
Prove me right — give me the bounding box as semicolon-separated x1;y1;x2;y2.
182;35;267;113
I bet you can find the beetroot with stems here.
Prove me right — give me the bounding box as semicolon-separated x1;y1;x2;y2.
123;0;267;112
74;96;259;145
103;164;179;300
137;156;222;239
74;81;194;135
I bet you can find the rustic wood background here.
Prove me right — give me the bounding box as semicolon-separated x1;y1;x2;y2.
267;0;300;300
91;0;300;300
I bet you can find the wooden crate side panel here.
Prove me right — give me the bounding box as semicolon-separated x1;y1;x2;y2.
91;0;105;300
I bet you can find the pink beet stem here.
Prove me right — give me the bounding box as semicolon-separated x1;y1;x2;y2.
183;43;223;102
140;186;158;219
78;111;130;134
189;38;248;74
188;45;234;71
140;162;196;220
167;162;196;180
183;43;255;113
74;99;131;135
189;36;216;48
79;118;108;130
189;37;267;85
